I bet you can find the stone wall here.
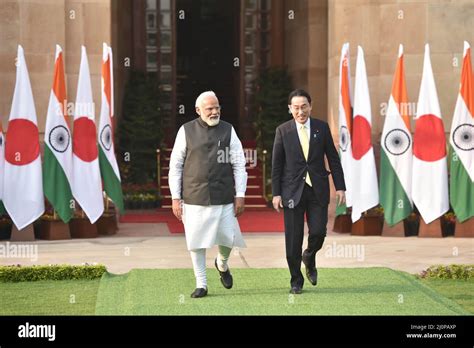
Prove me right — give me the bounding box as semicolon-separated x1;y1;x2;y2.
2;0;473;144
327;0;474;137
0;0;112;140
284;0;329;120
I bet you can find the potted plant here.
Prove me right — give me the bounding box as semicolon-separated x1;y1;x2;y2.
0;215;12;240
351;205;383;236
122;183;160;210
333;206;352;233
97;199;118;236
34;201;71;240
441;212;456;237
403;211;420;237
36;213;71;240
97;214;117;236
69;208;98;239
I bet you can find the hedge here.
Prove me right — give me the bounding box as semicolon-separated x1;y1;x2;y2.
0;264;107;282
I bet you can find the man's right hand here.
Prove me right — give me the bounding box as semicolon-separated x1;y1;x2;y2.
172;199;183;221
272;196;283;213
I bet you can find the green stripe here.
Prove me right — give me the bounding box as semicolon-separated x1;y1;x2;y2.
0;200;6;215
449;145;474;222
99;147;124;213
43;145;74;223
379;149;412;226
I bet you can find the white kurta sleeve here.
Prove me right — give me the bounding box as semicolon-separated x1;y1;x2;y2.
168;126;186;200
230;127;248;197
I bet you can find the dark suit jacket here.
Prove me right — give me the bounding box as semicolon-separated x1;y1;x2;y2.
272;118;346;207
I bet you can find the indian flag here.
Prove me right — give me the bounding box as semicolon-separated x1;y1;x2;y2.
337;42;353;215
3;45;45;230
98;43;124;213
72;46;104;223
351;46;379;223
449;41;474;222
380;44;413;226
412;44;449;224
43;45;74;223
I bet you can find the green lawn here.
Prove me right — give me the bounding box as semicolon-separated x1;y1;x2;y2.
0;279;100;315
420;278;474;313
0;268;472;315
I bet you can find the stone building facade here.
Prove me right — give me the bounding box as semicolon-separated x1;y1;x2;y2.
0;0;473;143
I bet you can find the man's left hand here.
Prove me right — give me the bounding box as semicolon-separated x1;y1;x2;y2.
234;197;245;217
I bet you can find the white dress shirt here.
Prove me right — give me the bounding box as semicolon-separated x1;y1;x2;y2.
295;117;311;144
168;124;248;200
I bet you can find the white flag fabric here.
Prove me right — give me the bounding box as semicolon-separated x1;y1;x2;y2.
338;43;354;209
351;46;379;222
412;44;449;224
3;45;45;230
72;46;104;223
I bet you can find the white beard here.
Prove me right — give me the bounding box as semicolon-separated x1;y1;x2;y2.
204;117;220;127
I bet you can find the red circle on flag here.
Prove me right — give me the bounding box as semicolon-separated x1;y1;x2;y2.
413;114;446;162
5;119;40;165
73;117;98;162
351;115;372;160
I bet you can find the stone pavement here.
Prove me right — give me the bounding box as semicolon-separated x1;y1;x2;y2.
1;222;472;275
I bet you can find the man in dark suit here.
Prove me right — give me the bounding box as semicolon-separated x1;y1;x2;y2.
272;89;346;294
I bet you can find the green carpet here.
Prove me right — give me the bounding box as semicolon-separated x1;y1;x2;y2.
94;268;470;315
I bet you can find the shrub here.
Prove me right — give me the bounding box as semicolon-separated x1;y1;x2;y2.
252;67;293;199
253;67;293;158
0;264;107;282
118;71;162;184
418;264;474;280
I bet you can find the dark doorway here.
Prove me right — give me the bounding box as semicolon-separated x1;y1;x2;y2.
176;0;240;130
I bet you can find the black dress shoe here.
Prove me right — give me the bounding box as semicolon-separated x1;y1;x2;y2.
289;286;302;294
305;267;318;286
190;288;208;298
302;251;318;286
215;258;233;289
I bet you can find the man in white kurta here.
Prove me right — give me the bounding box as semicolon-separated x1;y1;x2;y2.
169;91;247;298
